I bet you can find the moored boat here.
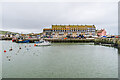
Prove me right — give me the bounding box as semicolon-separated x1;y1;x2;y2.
16;36;30;43
34;40;51;46
17;39;30;43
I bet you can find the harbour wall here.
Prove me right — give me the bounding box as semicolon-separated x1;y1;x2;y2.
44;38;120;48
1;37;120;48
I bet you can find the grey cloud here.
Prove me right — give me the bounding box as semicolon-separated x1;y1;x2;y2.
2;2;118;34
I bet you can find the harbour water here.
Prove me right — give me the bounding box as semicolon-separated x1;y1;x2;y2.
1;41;118;78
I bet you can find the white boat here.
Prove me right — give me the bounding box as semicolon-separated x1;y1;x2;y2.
34;40;51;46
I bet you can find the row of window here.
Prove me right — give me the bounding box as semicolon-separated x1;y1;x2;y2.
52;33;95;35
44;29;95;32
53;30;95;32
53;28;95;30
52;32;95;34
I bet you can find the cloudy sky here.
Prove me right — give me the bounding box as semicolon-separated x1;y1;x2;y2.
1;0;118;35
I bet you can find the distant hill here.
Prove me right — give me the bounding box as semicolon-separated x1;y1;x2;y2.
0;30;19;35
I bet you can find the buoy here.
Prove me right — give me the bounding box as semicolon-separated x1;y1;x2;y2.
64;38;67;39
4;50;6;52
9;47;13;51
8;59;10;61
34;44;36;46
19;47;21;49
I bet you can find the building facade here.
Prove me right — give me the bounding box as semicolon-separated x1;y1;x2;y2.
43;24;96;38
43;28;52;38
97;29;106;37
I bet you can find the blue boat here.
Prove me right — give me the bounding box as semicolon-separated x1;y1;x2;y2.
16;36;30;43
17;40;30;43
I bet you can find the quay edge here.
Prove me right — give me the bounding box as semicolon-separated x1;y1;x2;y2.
44;38;120;48
1;37;120;48
44;38;95;43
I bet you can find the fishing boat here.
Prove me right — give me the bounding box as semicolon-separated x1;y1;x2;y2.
16;36;30;43
34;40;51;46
17;39;30;43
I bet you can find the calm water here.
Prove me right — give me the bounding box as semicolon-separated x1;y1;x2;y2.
1;41;118;78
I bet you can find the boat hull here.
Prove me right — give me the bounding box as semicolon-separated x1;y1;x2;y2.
35;43;51;46
17;40;30;43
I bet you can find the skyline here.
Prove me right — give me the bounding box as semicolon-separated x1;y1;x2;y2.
0;1;118;35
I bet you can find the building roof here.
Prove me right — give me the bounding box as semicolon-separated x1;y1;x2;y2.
52;25;95;28
43;28;52;30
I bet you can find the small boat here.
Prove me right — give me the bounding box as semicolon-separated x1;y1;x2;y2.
34;40;51;46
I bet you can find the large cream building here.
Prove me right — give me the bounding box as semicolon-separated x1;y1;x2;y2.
43;24;96;38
